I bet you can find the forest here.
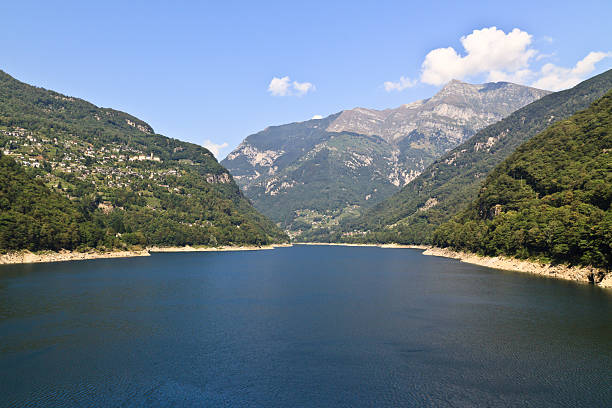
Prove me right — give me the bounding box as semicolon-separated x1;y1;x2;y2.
433;91;612;269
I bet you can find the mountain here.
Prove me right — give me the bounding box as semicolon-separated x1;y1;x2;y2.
0;69;287;252
345;69;612;244
222;80;549;237
434;90;612;272
327;80;549;147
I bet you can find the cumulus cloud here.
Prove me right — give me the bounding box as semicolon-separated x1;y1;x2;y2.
384;76;417;92
486;51;612;91
293;80;315;96
203;140;229;158
311;115;323;119
532;52;612;90
384;26;611;92
268;76;292;96
420;27;536;86
268;76;315;96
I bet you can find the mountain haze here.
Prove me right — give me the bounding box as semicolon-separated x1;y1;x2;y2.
223;80;549;237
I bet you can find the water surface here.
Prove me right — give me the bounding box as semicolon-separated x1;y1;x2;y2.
0;245;610;407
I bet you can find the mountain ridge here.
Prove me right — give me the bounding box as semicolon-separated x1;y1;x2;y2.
327;79;550;145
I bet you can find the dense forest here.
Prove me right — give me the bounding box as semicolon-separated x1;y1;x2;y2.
0;70;287;252
0;154;106;251
339;69;612;245
434;91;612;269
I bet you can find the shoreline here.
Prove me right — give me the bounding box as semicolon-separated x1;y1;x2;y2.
1;243;608;289
295;242;428;250
0;249;151;265
0;244;293;266
148;244;292;253
421;246;612;289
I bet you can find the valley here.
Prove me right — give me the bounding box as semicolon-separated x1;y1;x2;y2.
223;80;549;238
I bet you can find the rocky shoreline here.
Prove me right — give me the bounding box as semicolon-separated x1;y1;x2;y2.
296;242;428;250
0;249;151;265
148;244;292;253
422;247;612;289
2;244;609;289
0;244;293;266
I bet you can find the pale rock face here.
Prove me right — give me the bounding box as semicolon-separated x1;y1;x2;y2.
263;177;300;196
205;173;231;184
125;119;152;134
474;130;508;152
432;103;477;121
344;152;374;170
326;80;550;145
226;143;284;168
418;197;439;212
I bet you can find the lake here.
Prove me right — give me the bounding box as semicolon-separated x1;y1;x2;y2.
0;245;610;407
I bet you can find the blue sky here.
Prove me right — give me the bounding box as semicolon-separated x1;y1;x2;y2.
1;1;611;158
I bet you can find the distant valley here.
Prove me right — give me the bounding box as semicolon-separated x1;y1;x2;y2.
222;80;549;238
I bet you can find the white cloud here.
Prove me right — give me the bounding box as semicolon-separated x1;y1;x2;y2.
384;26;611;92
268;76;315;96
535;52;556;62
532;52;612;91
383;76;417;92
420;26;536;86
203;140;229;158
311;115;323;119
293;80;315;96
268;76;291;96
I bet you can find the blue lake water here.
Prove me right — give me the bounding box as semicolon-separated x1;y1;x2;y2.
0;245;610;407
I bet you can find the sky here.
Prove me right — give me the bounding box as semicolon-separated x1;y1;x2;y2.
1;0;611;159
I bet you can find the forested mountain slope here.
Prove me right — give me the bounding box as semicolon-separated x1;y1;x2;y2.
0;154;91;251
223;80;548;237
0;70;286;251
345;69;612;244
434;90;612;270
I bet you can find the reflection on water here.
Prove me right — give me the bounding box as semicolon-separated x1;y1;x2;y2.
0;246;610;407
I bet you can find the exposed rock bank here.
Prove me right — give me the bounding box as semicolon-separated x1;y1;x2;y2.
148;244;292;253
297;243;428;249
0;244;293;266
423;247;611;289
0;249;150;265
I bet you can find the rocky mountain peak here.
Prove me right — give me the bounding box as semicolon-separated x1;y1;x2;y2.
441;78;467;87
325;80;550;144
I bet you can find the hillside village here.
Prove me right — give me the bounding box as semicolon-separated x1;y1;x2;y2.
0;125;232;212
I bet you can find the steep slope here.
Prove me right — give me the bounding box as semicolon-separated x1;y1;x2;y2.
347;69;612;244
223;80;548;236
0;154;96;251
0;70;287;250
434;90;612;271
